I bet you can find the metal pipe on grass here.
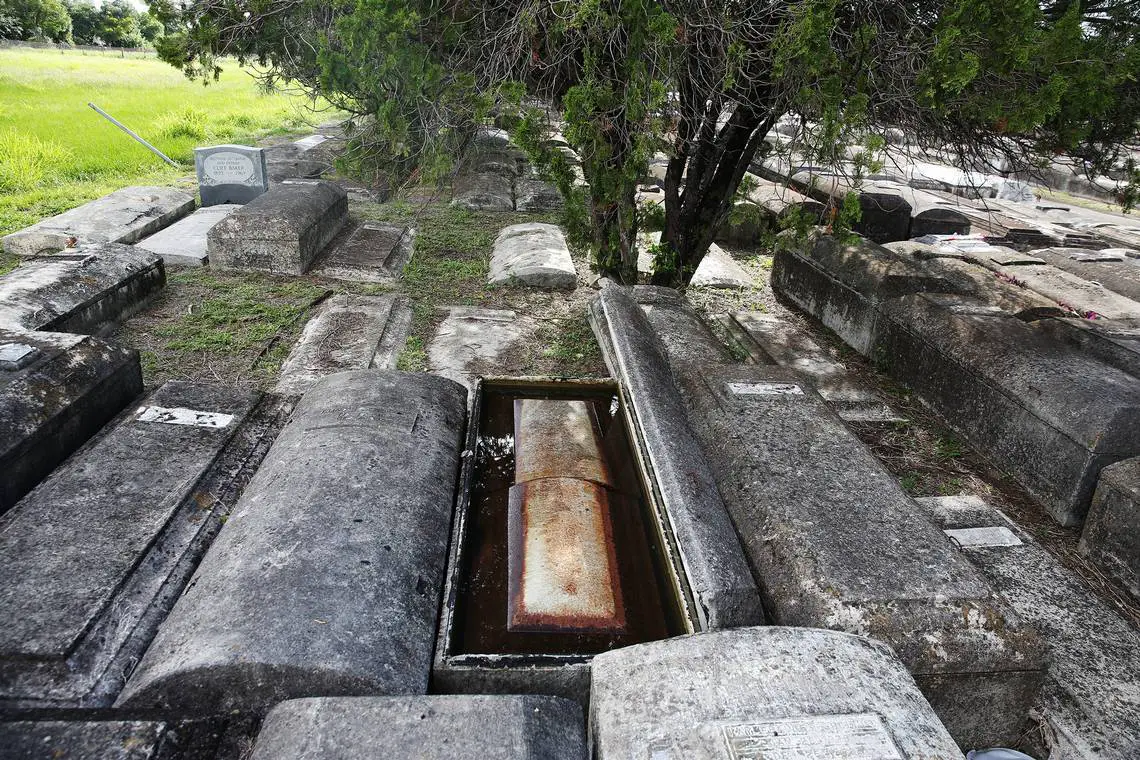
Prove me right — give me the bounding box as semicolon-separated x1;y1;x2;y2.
88;102;180;168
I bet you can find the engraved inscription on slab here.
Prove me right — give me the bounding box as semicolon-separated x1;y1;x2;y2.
135;405;235;429
728;381;804;396
718;713;903;760
201;152;257;185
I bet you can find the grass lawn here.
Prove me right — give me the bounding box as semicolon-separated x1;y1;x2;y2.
0;47;330;252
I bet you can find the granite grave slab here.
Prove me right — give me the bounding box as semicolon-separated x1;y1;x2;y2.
770;230;956;355
916;495;1140;760
311;222;415;282
118;370;466;714
1079;457;1140;603
488;223;576;289
588;286;764;630
2;186;194;257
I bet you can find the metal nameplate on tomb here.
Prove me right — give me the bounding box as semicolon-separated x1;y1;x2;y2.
944;526;1023;547
0;342;39;371
135;405;235;429
717;713;903;760
727;381;804;396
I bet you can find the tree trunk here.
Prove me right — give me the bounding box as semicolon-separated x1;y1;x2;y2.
590;187;639;284
653;105;773;287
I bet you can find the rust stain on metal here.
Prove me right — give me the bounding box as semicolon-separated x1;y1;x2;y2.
513;398;613;487
507;477;627;633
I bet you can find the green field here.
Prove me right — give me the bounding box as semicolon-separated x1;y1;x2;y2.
0;47;329;244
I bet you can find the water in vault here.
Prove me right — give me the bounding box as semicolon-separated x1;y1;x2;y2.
452;386;683;656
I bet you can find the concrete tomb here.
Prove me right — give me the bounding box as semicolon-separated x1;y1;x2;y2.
435;379;686;700
0;244;165;334
1079;457;1140;603
207;179;348;275
636;231;751;289
588;286;764;630
133;203;240;266
590;628;963;760
0;329;141;514
723;311;903;422
1;186;194;257
916;495;1140;760
771;230;954;355
118;370;466;714
1027;246;1140;305
488;223;577;289
874;293;1140;525
249;695;587;760
989;262;1140;320
514;179;563;212
0;381;265;707
452;173;514;212
274;293;412;396
676;362;1045;748
264;135;336;183
194;145;269;206
312;222;415;282
0;720;170;760
1037;316;1140;379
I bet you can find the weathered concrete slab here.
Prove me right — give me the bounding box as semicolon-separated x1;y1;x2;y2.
452;173;514;211
589;286;764;630
428;307;536;389
249;696;586;760
885;243;1067;320
1038;316;1140;378
0;329;141;514
207;179;348;275
897;184;972;237
630;286;732;369
591;628;962;759
0;720;169;760
274;294;412;396
728;311;903;422
992;263;1140;320
134;204;240;266
0;245;165;334
689;244;752;289
264;136;336;183
0;381;261;707
677;363;1045;747
743;173;825;221
771;231;955;355
916;495;1140;760
2;186;194;256
874;293;1140;525
1028;246;1140;304
636;232;751;289
1079;457;1140;603
311;222;415;282
489;223;576;289
118;370;466;714
514;179;563;212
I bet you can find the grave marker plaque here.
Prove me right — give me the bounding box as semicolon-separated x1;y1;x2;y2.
194;145;269;206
